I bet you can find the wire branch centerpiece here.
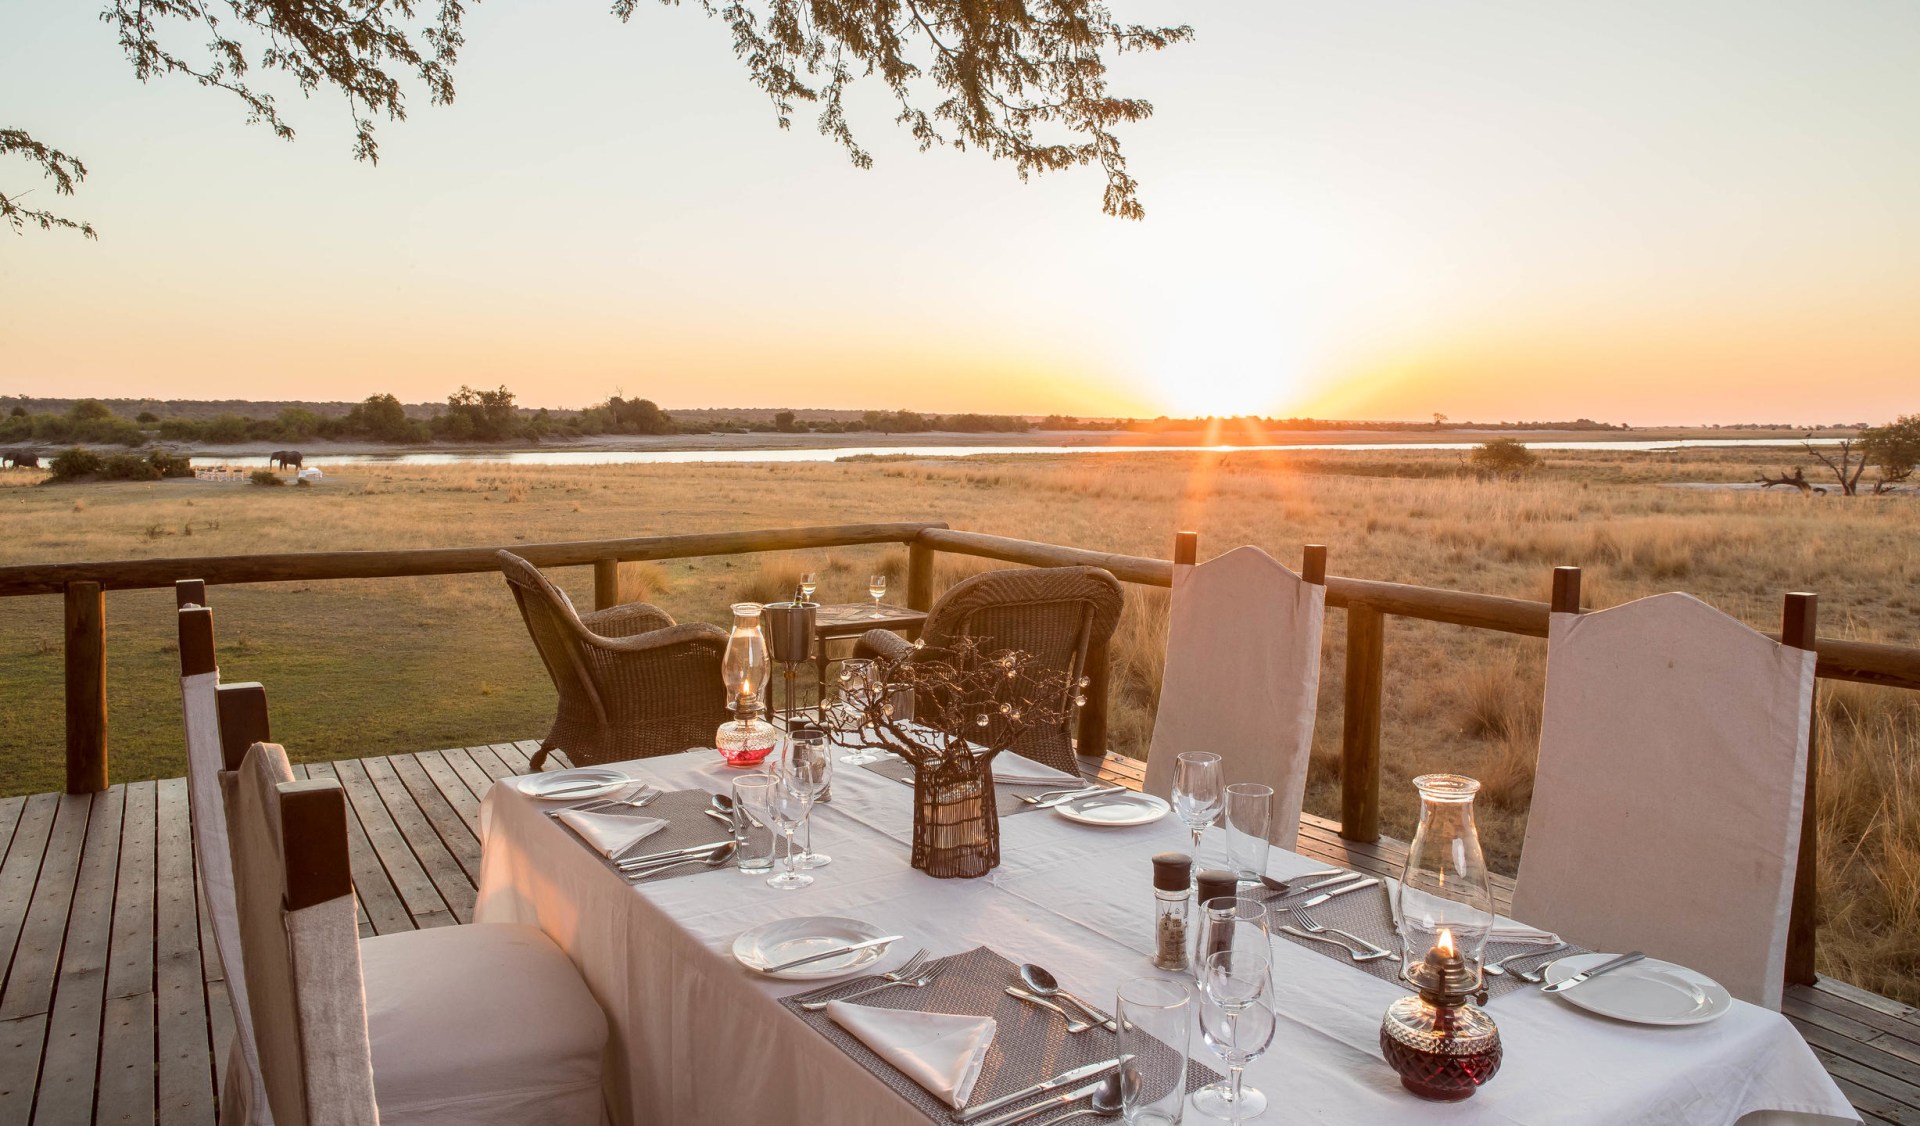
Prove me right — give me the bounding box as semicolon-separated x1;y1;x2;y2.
828;636;1086;878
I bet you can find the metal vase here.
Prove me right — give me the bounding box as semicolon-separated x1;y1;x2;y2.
762;601;817;664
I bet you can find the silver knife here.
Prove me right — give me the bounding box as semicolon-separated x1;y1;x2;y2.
537;777;628;797
615;841;732;869
973;1078;1110;1126
1279;872;1366;898
958;1058;1119;1123
763;935;903;974
1031;787;1124;810
1300;876;1381;908
1542;951;1646;993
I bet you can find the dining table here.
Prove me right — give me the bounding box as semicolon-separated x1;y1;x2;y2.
473;748;1858;1125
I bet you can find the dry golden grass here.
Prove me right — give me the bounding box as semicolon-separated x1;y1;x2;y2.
0;447;1916;998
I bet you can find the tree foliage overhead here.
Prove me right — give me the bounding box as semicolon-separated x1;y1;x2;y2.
6;1;1188;239
617;1;1193;220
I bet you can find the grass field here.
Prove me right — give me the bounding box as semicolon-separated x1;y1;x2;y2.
1;447;1916;999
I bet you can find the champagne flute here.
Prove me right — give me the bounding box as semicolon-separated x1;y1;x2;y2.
1194;950;1277;1121
1172;751;1225;863
868;573;888;617
783;728;833;869
799;572;819;601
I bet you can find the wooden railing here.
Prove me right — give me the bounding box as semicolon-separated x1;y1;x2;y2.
6;520;1920;985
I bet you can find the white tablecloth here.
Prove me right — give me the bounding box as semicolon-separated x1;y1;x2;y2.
474;751;1858;1125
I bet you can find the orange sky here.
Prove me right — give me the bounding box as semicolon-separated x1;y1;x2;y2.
3;2;1916;424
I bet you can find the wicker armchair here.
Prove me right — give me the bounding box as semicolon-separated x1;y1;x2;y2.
498;550;730;770
853;566;1123;776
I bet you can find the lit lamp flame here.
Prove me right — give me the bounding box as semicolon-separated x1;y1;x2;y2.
1435;928;1456;959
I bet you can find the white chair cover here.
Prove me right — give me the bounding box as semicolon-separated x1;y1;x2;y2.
1143;546;1327;847
229;743;379;1126
1512;593;1817;1008
179;669;272;1123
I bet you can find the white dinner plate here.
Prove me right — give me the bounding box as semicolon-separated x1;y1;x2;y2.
1052;791;1170;827
1540;953;1733;1025
518;768;630;801
733;916;895;980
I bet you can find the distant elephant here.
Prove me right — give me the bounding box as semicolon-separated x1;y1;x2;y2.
269;450;304;470
1;450;40;469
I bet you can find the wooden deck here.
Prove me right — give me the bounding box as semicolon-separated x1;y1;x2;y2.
0;745;1915;1125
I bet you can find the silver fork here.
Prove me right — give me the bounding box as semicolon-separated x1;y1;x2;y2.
1484;942;1570;977
571;784;661;813
797;950;934;1010
1287;906;1392;959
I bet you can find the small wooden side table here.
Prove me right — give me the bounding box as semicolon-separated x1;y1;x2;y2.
811;603;928;699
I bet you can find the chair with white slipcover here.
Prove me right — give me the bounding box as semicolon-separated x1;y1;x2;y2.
227;739;609;1126
1142;538;1328;849
1511;573;1819;1009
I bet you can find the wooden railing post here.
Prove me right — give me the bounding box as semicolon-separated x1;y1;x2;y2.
174;578;207;609
1302;544;1327;585
907;540;935;612
1173;531;1198;568
593;558;621;611
1783;591;1819;986
1551;566;1582;613
64;580;108;794
1340;604;1385;843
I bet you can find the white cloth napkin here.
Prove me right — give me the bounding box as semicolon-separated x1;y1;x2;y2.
1389;878;1562;945
826;1002;996;1109
990;753;1082;786
555;810;667;860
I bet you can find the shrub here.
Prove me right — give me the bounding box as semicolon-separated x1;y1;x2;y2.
47;447;103;480
100;453;163;481
250;469;286;487
1469;438;1541;478
147;449;195;478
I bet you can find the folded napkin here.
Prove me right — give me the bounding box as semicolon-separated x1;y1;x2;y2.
555;809;667;860
826;1002;995;1109
990;753;1082;786
1389;878;1562;945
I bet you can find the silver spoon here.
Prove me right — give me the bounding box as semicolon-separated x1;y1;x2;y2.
1040;1075;1123;1124
1018;964;1118;1032
626;841;737;880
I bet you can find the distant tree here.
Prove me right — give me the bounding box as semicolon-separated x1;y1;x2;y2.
275;407;323;440
135;410;159;424
606;396;674;435
441;385;520;441
8;406;26;418
1468;438;1540;479
774;411;797;433
8;3;1190;239
205;413;249;444
1855;415;1920;494
344;393;415;442
1432;413;1448;428
68;399;113;422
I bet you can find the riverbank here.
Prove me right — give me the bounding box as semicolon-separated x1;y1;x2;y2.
6;424;1853;461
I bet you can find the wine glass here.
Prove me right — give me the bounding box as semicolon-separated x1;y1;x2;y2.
1193;895;1272;983
1194;950;1277;1121
867;573;888;617
746;768;815;890
1172;751;1225;862
799;572;819;601
783;729;833;869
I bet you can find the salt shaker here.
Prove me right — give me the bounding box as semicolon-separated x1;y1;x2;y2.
1151;852;1193;971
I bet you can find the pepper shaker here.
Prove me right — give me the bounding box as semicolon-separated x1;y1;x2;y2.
1151;852;1193;971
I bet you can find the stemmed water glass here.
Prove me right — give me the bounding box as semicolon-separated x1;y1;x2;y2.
868;573;888;617
742;767;815;890
1193;895;1272;982
1173;751;1225;863
1194;950;1277;1122
799;571;818;601
783;728;833;869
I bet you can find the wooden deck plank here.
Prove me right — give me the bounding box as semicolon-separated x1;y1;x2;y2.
304;763;412;937
0;793;91;1021
411;751;485;838
323;759;456;930
0;1015;49;1125
0;794;60;1006
436;748;500;811
97;780;158;1126
152;779;213;1126
359;756;476;922
390;753;483;870
33;785;123;1125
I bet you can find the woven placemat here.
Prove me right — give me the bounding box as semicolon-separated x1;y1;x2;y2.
781;947;1220;1123
857;757;1062;818
545;788;773;886
1257;881;1584;1001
